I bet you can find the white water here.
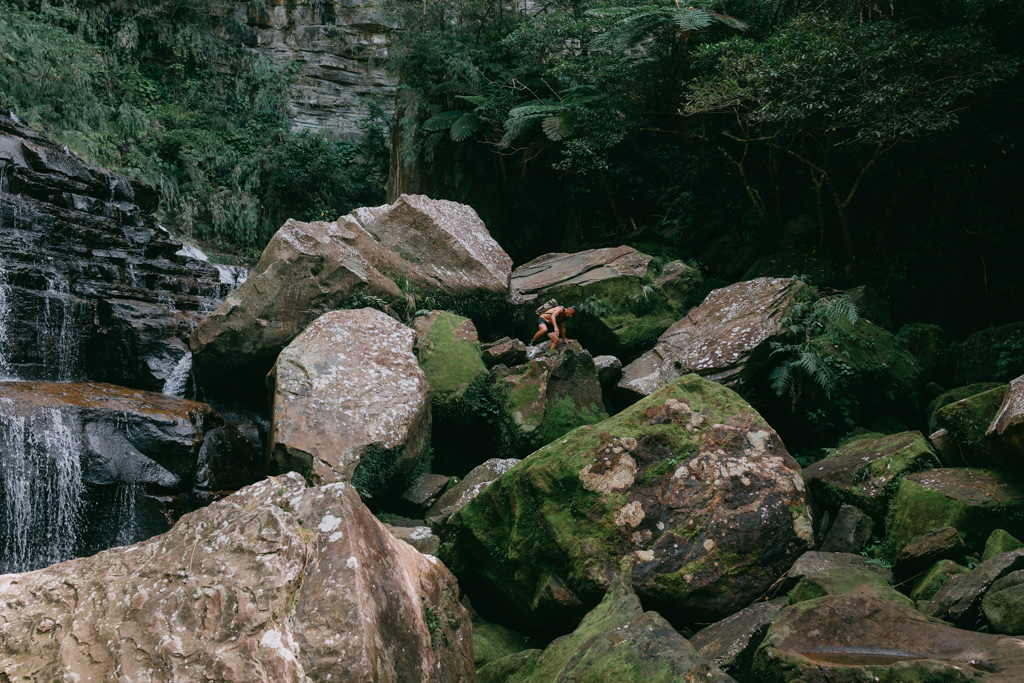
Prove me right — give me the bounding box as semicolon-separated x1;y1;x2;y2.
162;352;193;397
42;272;82;381
0;407;84;573
0;265;11;380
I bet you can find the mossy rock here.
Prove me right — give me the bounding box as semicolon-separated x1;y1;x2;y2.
473;619;535;670
927;382;1007;434
929;384;1008;466
802;431;940;526
413;311;488;398
788;565;912;608
477;578;732;683
497;346;608;456
983;529;1024;562
895;322;948;382
885;468;1024;550
441;374;812;636
908;559;971;603
514;249;703;361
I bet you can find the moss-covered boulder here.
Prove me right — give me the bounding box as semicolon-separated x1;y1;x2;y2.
925;548;1024;628
757;315;924;449
477;578;734;683
885;469;1024;550
752;594;1024;682
929;384;1008;466
472;619;534;671
690;597;788;681
908;559;971;603
441;375;813;636
802;431;939;526
494;343;608;455
414;311;488;397
982;570;1024;635
895;322;948;382
984;529;1024;562
784;552;912;608
413;310;497;473
511;247;703;361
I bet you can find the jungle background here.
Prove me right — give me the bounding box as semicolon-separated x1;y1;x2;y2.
1;0;1021;339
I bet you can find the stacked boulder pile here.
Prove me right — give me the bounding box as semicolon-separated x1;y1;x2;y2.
5;110;1024;681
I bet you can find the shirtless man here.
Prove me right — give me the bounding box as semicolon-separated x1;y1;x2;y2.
531;305;576;349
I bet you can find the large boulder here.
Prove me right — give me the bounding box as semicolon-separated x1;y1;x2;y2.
494;342;608;456
267;308;431;498
802;431;940;526
190;194;512;394
618;277;800;399
0;104;236;391
930;383;1008;467
885;468;1024;549
477;578;735;683
987;374;1024;471
752;594;1024;681
426;457;520;528
441;374;814;636
0;380;261;574
413;310;493;474
510;247;703;360
0;473;474;681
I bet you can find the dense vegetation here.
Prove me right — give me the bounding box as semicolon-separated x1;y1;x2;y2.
1;0;1021;332
386;0;1023;335
0;0;389;259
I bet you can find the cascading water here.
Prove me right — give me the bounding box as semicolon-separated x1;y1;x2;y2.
42;272;83;382
162;352;193;397
0;265;12;380
0;407;84;573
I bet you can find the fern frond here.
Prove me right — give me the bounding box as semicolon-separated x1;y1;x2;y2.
421;110;462;132
541;113;575;141
449;112;480;142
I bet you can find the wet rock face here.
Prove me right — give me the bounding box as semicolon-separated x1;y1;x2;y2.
0;473;475;682
442;375;813;636
0;380;262;573
0;106;235;391
619;277;799;399
191;194;512;394
267;308;431;495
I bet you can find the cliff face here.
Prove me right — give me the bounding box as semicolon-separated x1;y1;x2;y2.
215;0;397;142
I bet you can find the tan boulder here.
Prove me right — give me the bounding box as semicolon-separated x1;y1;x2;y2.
619;277;799;398
0;473;475;682
190;194;512;389
267;308;431;494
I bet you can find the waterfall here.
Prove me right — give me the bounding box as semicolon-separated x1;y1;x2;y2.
0;265;11;380
0;407;84;574
42;272;82;381
162;352;193;397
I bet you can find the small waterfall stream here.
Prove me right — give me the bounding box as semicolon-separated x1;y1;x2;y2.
0;408;84;573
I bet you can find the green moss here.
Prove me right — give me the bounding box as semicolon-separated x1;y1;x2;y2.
538;396;606;445
930;384;1007;464
982;529;1024;561
417;311;488;396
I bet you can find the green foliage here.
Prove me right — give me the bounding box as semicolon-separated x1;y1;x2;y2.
769;284;860;401
683;12;1019;262
0;0;387;257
